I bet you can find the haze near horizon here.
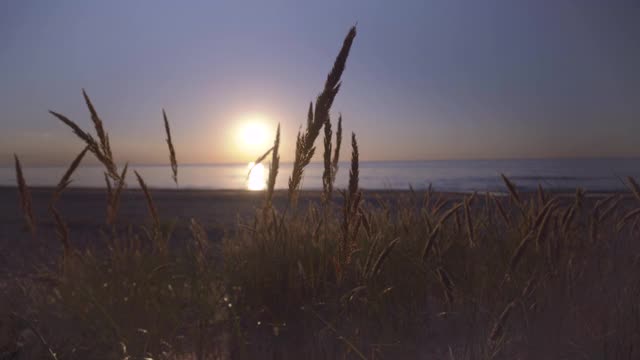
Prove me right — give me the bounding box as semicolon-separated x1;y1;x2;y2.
1;0;639;166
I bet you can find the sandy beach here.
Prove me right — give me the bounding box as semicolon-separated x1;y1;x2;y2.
1;185;629;246
0;187;404;236
2;184;630;226
0;184;631;275
1;187;269;234
0;186;422;260
0;187;272;270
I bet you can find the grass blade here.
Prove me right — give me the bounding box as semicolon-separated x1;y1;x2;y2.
265;124;280;208
163;109;178;186
14;154;36;236
51;146;89;204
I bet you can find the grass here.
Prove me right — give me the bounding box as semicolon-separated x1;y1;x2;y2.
3;25;640;359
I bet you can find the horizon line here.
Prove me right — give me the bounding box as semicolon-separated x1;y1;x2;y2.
3;155;640;168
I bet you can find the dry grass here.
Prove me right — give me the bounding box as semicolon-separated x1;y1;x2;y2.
288;26;356;206
51;146;89;204
224;183;640;358
163;109;179;187
322;116;333;201
331;115;342;186
265;124;280;208
106;164;129;226
14;154;36;237
134;171;159;228
49;91;120;181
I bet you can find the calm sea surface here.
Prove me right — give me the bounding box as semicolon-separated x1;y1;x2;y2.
2;159;640;192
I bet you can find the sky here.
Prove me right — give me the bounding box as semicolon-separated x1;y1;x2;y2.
1;0;639;166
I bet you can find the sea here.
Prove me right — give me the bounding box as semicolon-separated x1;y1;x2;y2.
2;158;640;193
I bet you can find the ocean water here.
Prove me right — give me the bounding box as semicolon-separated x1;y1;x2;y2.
2;159;640;192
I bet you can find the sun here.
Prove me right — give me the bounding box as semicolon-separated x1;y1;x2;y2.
239;121;269;150
234;117;272;190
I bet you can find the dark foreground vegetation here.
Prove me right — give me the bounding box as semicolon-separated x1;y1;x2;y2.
2;26;640;359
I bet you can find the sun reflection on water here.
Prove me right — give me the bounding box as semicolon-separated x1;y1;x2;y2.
247;162;266;191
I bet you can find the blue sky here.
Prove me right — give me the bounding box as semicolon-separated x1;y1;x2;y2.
1;0;639;165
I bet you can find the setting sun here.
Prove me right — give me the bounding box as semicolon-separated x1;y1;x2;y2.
238;121;269;151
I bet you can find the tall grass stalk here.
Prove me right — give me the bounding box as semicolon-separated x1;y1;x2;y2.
107;164;129;225
332;114;343;186
288;26;356;206
322;117;333;201
163;109;178;186
50;91;119;181
14;154;36;236
51;146;89;204
265;124;280;208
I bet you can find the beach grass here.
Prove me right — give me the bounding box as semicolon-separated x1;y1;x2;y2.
3;25;640;359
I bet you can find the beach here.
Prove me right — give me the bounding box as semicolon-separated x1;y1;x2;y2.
1;185;630;249
0;186;424;261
